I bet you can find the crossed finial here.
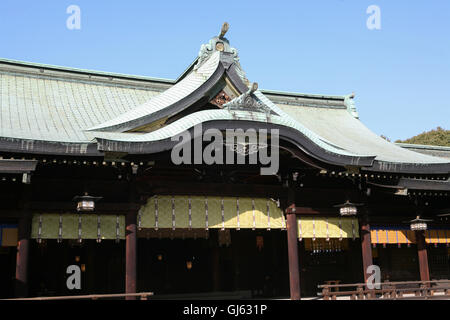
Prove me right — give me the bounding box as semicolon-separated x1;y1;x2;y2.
219;22;229;38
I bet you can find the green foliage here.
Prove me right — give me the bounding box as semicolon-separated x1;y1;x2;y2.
395;127;450;146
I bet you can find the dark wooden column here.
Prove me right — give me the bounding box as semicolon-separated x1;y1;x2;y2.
286;189;300;300
15;214;31;298
416;230;430;282
125;210;137;299
360;213;373;282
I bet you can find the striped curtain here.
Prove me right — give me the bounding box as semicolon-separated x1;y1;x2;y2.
297;217;359;240
30;213;125;241
371;228;450;245
138;195;286;230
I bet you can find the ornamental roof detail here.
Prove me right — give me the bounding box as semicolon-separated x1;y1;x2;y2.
193;22;249;86
344;93;359;119
223;83;278;119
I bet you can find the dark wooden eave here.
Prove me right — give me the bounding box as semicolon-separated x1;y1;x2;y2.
368;177;450;192
0;159;38;173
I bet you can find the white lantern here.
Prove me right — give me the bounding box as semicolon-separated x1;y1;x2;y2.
73;193;102;212
408;216;432;231
410;221;427;231
334;200;363;217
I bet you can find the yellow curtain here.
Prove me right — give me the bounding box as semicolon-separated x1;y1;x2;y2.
370;229;450;245
297;217;359;240
138;195;286;230
31;213;125;240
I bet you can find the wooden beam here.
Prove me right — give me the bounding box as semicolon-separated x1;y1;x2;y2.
28;202;140;213
287;207;337;215
142;181;285;199
0;159;37;173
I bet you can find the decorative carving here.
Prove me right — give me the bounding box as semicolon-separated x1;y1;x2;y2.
195;41;214;71
223;83;276;116
193;22;248;85
344;92;359;119
210;90;232;108
224;142;268;156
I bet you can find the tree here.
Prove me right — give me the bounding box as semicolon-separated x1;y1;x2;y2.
395;127;450;147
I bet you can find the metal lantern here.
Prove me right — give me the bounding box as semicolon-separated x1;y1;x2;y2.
334;200;363;216
407;216;433;231
73;192;102;212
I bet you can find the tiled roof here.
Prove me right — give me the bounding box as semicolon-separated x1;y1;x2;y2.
0;57;163;142
87;51;222;132
276;104;448;164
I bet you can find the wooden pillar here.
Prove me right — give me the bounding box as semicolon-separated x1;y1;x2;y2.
360;214;373;282
416;230;430;282
286;189;300;300
15;214;31;298
125;211;137;299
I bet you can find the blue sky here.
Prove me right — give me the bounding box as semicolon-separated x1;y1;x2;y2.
0;0;449;141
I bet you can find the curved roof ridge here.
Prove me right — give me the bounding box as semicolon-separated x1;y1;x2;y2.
252;90;366;156
0;57;174;84
260;89;346;101
395;143;450;151
87;51;222;132
91;108;368;159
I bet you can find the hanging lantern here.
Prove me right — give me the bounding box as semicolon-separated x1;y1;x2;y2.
186;260;193;270
406;216;433;231
73;192;102;212
334;200;363;216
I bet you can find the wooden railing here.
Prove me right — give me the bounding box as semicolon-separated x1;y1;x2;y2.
3;292;154;300
318;280;450;300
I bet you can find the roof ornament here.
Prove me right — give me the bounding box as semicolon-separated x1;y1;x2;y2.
194;22;236;71
344;92;359;119
223;82;275;118
219;22;229;39
193;23;249;84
